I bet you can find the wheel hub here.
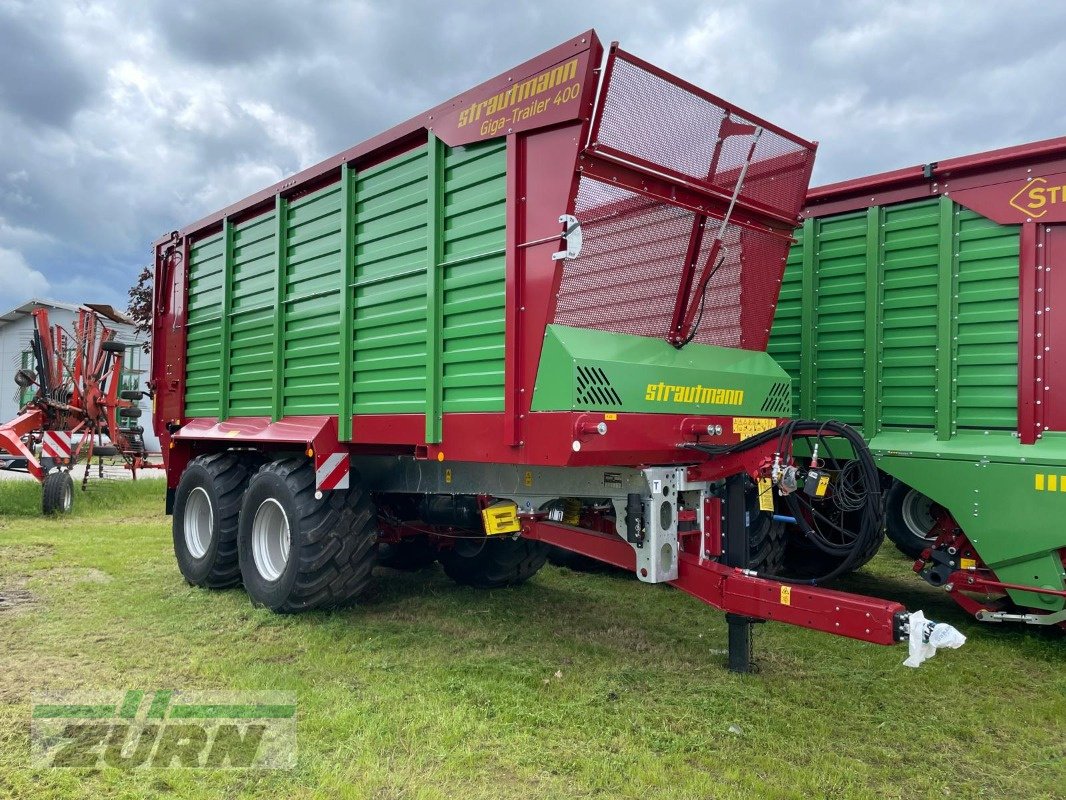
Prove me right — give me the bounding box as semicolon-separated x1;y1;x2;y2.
184;487;213;559
252;498;291;582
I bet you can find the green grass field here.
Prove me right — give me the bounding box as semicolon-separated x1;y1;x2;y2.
0;478;1062;799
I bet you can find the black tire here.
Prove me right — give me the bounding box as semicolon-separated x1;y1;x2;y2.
547;545;620;573
378;536;438;571
119;406;142;419
747;504;786;574
120;389;143;401
238;458;377;612
781;503;884;579
440;536;548;589
885;480;941;558
101;340;127;353
172;452;258;589
41;471;73;515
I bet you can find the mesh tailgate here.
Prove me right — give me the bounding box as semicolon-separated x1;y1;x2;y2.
554;47;814;352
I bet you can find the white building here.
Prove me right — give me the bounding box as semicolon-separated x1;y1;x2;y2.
0;298;160;452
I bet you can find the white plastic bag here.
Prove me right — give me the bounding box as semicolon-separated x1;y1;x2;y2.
903;610;967;668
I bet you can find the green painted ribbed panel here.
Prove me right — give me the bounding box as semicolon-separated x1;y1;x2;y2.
768;226;803;413
441;140;507;412
228;212;276;415
183;139;511;423
812;212;865;424
880;200;939;428
283;183;343;415
351;146;429;414
767;198;1022;437
184;231;225;417
955;208;1019;429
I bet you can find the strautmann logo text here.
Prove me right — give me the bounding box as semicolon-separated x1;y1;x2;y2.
644;381;744;406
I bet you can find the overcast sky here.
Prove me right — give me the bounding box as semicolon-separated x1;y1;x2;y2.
1;0;1064;311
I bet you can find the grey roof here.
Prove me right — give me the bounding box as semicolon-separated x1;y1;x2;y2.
0;298;135;329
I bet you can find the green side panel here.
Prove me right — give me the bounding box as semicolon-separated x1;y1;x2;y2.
954;207;1019;429
282;183;343;416
227;211;277;416
872;431;1066;612
351;146;429;415
532;324;790;416
440;140;508;413
810;212;866;424
184;231;225;417
766;225;803;414
769;198;1022;434
880;199;940;429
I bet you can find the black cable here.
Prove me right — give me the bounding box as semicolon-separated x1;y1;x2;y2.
687;419;882;586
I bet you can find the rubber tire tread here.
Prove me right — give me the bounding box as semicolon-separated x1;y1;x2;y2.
173;452;258;589
441;537;549;589
884;480;936;559
238;458;377;613
41;471;73;515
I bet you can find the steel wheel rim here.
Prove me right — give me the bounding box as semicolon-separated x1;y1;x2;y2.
184;487;213;559
900;489;937;540
60;476;72;513
252;498;291;582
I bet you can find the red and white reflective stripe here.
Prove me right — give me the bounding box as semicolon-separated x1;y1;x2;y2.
315;452;349;491
41;431;71;460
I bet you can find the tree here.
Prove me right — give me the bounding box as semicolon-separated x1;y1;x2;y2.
128;266;152;353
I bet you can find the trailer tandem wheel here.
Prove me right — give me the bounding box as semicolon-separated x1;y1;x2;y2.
41;470;73;515
440;537;549;589
884;480;942;559
238;458;377;612
172;452;259;589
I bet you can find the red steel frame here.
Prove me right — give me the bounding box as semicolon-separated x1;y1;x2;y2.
152;31;908;647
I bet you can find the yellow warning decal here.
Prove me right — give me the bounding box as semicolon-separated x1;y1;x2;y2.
757;478;774;512
815;475;830;497
780;585;791;606
733;417;776;441
1033;473;1066;491
481;501;521;535
604;413;618;421
523;471;533;487
960;558;977;570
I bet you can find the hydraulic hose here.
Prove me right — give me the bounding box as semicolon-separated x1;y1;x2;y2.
687;420;883;586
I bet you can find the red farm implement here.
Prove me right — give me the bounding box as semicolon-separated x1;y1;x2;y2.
0;307;160;513
149;31;951;669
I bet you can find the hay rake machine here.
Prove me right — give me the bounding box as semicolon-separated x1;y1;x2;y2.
0;307;160;513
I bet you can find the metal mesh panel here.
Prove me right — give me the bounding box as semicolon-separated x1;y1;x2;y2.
554;177;790;351
593;51;813;221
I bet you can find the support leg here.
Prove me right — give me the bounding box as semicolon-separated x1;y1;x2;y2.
724;474;758;673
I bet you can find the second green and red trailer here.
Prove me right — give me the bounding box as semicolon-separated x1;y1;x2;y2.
770;138;1066;628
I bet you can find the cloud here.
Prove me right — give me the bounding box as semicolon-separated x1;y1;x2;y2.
0;0;1065;314
0;247;50;304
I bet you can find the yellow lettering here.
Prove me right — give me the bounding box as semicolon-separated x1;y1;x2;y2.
1029;186;1046;209
645;384;656;401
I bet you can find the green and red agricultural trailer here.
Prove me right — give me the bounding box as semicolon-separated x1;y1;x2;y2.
150;30;923;667
769;139;1066;628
